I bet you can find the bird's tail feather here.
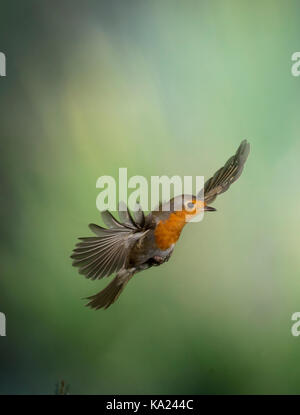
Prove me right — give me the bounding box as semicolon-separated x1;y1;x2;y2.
85;270;133;310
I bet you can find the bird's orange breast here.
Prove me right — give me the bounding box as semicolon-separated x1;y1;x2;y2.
154;211;187;250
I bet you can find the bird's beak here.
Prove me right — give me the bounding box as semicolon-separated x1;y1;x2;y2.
204;205;216;212
194;200;216;212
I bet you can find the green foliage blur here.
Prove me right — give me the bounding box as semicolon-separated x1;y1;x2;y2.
1;0;300;394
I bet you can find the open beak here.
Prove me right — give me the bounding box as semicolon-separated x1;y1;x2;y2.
194;200;216;213
204;205;216;212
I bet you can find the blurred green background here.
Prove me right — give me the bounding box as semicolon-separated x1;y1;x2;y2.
1;0;300;394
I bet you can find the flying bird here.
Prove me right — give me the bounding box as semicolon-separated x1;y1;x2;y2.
71;140;250;310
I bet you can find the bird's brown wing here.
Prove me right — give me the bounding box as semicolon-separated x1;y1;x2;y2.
71;204;148;280
198;140;250;204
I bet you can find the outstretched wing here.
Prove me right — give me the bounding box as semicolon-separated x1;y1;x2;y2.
198;140;250;204
71;204;148;280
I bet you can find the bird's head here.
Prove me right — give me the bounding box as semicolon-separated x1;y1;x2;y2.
158;194;216;223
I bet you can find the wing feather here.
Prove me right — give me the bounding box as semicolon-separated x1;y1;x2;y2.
101;210;127;229
71;204;148;280
118;201;138;229
132;204;145;228
198;140;250;204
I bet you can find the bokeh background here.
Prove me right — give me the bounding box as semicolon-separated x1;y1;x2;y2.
1;0;300;394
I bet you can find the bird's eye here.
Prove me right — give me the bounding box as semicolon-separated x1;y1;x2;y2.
186;202;195;210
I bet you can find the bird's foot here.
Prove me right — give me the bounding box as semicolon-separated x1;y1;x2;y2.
153;255;165;265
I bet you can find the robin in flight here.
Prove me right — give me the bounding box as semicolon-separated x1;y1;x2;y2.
71;140;250;310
